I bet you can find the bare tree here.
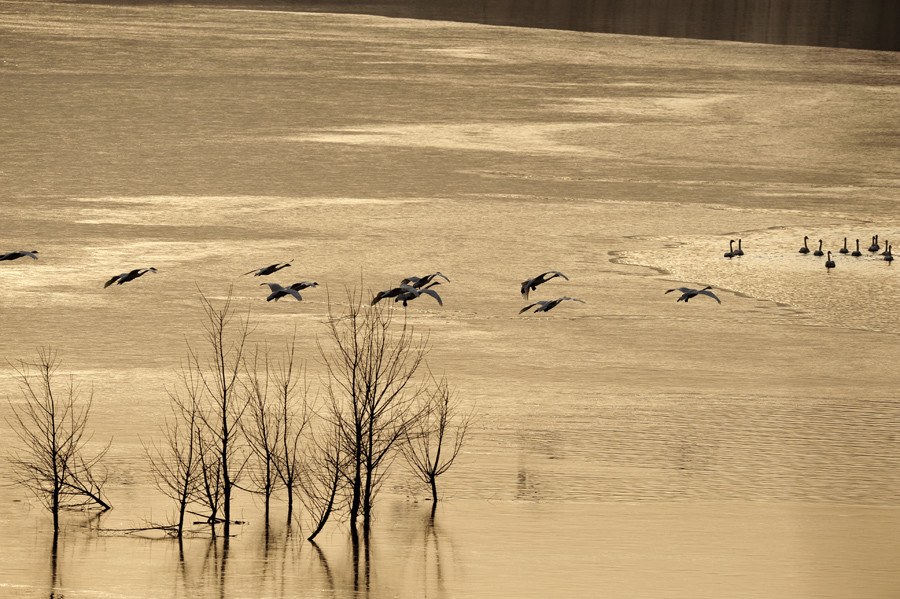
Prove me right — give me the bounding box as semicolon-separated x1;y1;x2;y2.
145;363;205;538
402;376;470;510
242;345;283;525
271;333;311;525
6;348;111;532
301;416;347;541
188;290;253;537
319;288;430;530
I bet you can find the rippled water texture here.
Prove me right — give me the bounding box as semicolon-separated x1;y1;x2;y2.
1;2;899;598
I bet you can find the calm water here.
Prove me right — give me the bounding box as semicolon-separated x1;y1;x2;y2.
1;2;900;597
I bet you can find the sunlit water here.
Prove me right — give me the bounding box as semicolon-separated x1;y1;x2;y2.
1;2;899;598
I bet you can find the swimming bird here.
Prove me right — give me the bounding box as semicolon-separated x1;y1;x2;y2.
104;267;157;288
825;251;835;269
521;271;568;299
813;240;824;256
839;238;849;254
733;239;744;256
724;240;735;258
868;235;880;252
394;282;443;307
885;245;893;263
401;272;450;289
881;241;891;256
261;282;303;302
0;250;39;261
244;261;292;276
799;236;810;254
665;286;721;304
519;296;585;314
851;239;862;257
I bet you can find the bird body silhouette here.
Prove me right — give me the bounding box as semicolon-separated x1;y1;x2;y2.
104;267;157;288
261;282;303;301
724;239;735;258
245;262;292;276
521;271;568;299
839;238;849;254
825;251;835;269
665;286;721;304
0;250;38;261
868;235;880;252
851;239;862;256
401;272;450;288
885;245;893;263
813;239;824;256
394;282;443;307
799;236;810;254
733;239;744;256
519;296;585;314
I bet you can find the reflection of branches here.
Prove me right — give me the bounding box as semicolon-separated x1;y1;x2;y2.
402;375;470;509
6;348;111;532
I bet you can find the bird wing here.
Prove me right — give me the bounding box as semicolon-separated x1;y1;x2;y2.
284;288;303;301
697;289;721;303
537;271;567;283
104;274;122;288
419;288;443;306
432;272;450;283
665;287;694;295
566;297;586;304
401;276;422;286
262;282;283;292
518;302;539;314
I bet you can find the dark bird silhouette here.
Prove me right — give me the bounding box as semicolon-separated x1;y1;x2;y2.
733;239;744;256
851;239;862;257
288;281;318;291
799;236;810;254
665;286;721;304
868;235;880;252
881;240;891;256
0;250;39;261
371;286;407;305
394;282;443;307
825;251;835;269
519;296;585;314
521;271;568;299
261;282;303;302
104;267;157;288
839;238;849;254
401;272;450;289
244;261;292;276
724;239;735;258
813;240;824;256
885;245;893;263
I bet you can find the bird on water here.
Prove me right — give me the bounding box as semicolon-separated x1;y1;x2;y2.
104;267;157;288
839;238;849;254
0;250;39;261
868;235;880;252
665;286;721;304
799;236;810;254
724;240;735;258
825;251;835;269
733;239;744;256
813;240;824;256
885;245;893;263
519;296;585;314
521;271;568;299
851;239;862;257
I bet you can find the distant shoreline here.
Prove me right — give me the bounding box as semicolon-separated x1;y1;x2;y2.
58;0;898;51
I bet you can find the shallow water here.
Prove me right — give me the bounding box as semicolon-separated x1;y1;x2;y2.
1;2;899;598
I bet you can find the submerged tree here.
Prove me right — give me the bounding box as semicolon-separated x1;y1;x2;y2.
319;288;431;531
402;375;470;510
188;290;253;537
6;348;111;532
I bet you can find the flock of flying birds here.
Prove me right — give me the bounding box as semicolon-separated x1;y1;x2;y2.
18;235;888;312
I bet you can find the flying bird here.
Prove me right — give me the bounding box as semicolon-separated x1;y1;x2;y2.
104;267;157;288
401;272;450;288
521;271;568;299
288;281;318;291
519;296;585;314
371;286;408;305
0;250;39;261
261;282;303;302
244;261;292;276
665;286;721;304
394;282;443;307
